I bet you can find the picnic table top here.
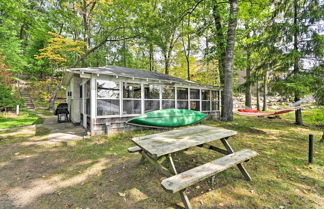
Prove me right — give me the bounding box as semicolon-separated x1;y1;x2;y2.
132;125;237;158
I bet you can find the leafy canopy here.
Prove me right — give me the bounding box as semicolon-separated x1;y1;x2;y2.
36;32;86;67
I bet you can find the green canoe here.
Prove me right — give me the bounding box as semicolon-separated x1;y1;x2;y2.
127;109;207;127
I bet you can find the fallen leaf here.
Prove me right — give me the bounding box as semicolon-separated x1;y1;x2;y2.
118;192;126;197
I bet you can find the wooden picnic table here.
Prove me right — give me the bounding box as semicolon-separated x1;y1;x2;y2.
129;125;258;209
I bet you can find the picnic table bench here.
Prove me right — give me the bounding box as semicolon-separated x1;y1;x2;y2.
129;125;258;209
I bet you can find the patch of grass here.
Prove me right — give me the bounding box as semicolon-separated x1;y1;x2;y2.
0;110;43;129
282;108;324;125
0;108;323;209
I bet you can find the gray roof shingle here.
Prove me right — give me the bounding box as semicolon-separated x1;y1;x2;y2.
68;66;219;88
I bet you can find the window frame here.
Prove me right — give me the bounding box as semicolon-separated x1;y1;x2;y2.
94;76;221;118
210;90;220;112
176;87;189;109
144;84;161;113
121;81;142;116
96;79;121;117
161;85;176;109
190;88;201;111
201;89;211;112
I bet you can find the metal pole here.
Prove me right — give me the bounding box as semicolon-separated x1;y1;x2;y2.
308;134;313;163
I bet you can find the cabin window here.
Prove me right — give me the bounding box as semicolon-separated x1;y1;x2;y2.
123;82;141;99
144;84;160;112
211;91;219;111
162;100;175;109
97;100;120;115
162;86;175;109
177;87;188;109
123;82;141;114
177;87;188;99
202;90;211;111
190;89;199;100
97;80;119;99
97;80;120;116
190;89;200;111
190;101;200;111
144;84;160;99
123;100;141;114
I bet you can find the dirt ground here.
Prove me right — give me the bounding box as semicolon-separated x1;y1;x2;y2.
0;112;323;209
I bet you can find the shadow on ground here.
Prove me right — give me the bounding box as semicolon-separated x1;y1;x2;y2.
0;113;323;209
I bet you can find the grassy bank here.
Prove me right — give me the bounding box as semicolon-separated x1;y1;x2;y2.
0;110;43;129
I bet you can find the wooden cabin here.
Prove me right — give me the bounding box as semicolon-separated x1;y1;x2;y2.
63;66;221;136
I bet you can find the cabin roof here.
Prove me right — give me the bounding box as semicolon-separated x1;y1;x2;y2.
66;66;219;88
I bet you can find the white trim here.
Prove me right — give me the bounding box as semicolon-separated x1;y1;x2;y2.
159;86;163;109
174;86;177;109
199;89;202;112
90;77;96;135
80;73;91;78
119;80;123;116
141;83;144;114
188;87;191;110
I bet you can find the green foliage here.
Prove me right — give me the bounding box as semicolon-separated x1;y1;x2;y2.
36;32;86;67
0;85;20;110
271;73;315;98
0;0;323;113
264;0;323;102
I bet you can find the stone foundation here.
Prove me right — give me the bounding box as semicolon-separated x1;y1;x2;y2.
90;111;220;136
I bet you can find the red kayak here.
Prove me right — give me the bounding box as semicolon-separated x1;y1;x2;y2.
238;109;261;113
236;109;294;117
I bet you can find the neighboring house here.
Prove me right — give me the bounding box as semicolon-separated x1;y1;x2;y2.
63;66;222;136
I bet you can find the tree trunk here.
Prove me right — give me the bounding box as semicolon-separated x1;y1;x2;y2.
320;131;324;143
293;0;303;125
212;1;226;85
49;78;63;111
186;15;191;81
212;1;226;118
149;43;154;71
256;80;260;111
245;49;252;108
123;27;127;67
205;30;209;72
164;55;170;75
262;70;268;111
294;97;303;125
222;0;239;121
82;0;88;67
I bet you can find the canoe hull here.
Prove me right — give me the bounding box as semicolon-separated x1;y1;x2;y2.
127;109;207;127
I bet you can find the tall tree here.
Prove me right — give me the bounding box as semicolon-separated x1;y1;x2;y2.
268;0;323;125
36;32;86;110
222;0;239;121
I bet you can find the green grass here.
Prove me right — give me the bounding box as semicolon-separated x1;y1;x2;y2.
284;108;324;125
0;110;43;129
0;108;323;209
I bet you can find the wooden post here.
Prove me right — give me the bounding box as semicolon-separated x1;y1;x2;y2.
167;154;192;209
90;77;96;136
16;105;19;115
309;134;313;163
220;138;252;181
